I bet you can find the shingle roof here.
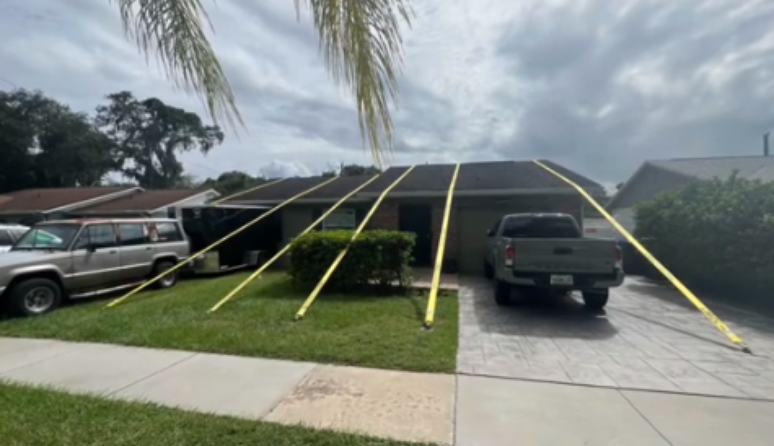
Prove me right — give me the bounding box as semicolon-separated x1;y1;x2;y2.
649;156;774;181
0;187;135;213
225;160;601;203
75;189;213;213
360;160;600;193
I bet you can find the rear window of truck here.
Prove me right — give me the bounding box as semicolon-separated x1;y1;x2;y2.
501;216;581;238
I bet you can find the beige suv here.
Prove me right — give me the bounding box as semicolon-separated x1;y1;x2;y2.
0;218;190;316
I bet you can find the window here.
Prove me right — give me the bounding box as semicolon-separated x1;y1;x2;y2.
153;222;183;242
13;224;80;250
501;216;581;239
0;230;12;245
118;223;148;246
74;224;117;250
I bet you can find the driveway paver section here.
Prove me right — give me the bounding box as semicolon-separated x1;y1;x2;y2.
457;276;774;399
265;365;455;445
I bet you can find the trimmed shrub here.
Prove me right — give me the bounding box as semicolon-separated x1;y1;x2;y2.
288;229;415;290
634;173;774;302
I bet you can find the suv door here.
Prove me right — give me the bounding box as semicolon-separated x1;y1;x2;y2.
152;221;189;260
117;222;154;282
71;223;122;291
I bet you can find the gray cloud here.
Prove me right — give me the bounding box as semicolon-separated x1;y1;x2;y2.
2;0;774;185
492;0;774;181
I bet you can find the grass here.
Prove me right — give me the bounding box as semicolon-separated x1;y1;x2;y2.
0;382;435;446
0;272;458;373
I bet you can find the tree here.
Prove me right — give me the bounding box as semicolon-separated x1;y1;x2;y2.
635;174;774;299
200;170;268;195
0;89;120;192
322;164;381;177
114;0;411;165
96;91;224;189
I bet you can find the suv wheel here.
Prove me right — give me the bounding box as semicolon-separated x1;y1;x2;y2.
10;278;63;316
152;261;178;289
582;290;609;310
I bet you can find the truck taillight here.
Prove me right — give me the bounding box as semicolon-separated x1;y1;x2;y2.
504;244;516;266
614;246;623;267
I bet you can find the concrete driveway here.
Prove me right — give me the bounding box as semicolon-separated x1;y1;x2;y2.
457;276;774;399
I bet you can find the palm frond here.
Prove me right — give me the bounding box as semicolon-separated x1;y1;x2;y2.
112;0;242;131
296;0;413;167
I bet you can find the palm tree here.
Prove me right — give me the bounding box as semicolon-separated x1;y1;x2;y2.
114;0;412;166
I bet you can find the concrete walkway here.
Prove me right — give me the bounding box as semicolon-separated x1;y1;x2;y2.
3;337;774;446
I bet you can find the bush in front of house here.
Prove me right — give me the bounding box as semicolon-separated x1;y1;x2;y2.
634;173;774;302
288;229;416;290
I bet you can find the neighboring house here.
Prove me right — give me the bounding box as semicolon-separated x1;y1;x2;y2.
68;189;221;218
0;187;140;225
224;160;603;274
0;187;220;225
607;155;774;237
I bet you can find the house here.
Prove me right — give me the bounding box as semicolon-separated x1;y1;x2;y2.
0;187;220;225
606;156;774;236
0;187;140;225
68;188;220;218
223;160;603;274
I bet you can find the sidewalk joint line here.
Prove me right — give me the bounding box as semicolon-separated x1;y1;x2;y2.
0;340;90;376
107;352;200;397
618;389;674;446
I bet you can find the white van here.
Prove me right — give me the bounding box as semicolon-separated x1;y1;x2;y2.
0;224;30;253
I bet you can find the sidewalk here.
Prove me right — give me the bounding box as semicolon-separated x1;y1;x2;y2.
3;337;774;446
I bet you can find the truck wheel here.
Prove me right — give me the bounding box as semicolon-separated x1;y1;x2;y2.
483;262;494;279
582;290;609;310
152;260;178;289
9;278;63;316
494;280;511;306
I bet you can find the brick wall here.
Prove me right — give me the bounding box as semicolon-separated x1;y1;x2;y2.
367;199;399;230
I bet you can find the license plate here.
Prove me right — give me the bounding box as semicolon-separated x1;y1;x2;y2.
550;275;573;286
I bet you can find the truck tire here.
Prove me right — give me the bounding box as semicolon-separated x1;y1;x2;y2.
483;262;494;279
494;280;511;306
9;277;63;316
152;260;178;290
582;290;609;310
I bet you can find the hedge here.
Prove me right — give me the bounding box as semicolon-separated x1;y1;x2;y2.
288;229;415;290
634;173;774;302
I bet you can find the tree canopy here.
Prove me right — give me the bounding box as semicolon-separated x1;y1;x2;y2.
0;88;223;192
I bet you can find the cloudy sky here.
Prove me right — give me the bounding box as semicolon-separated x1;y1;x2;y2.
2;0;774;189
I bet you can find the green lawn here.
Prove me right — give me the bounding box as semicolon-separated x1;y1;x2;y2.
0;382;435;446
0;272;458;373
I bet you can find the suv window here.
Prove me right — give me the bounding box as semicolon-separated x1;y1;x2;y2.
152;222;183;243
501;216;581;239
118;223;149;246
0;230;12;245
75;224;118;250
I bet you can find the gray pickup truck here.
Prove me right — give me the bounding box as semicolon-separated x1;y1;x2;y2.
483;213;623;309
0;218;190;316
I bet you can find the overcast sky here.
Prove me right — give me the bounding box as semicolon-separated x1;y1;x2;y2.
2;0;774;189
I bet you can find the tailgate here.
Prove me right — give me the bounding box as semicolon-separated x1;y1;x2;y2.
510;239;618;274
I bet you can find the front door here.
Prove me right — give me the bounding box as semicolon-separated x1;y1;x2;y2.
398;204;433;266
